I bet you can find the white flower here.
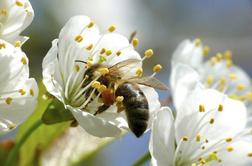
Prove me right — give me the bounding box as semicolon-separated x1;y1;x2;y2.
0;0;34;45
42;15;161;137
150;85;252;166
0;39;38;133
171;39;252;122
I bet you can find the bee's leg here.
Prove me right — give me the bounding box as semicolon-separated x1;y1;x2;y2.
94;105;110;116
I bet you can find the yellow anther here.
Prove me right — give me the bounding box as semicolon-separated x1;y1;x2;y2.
201;146;205;150
224;50;232;60
203;46;210;56
15;41;22;48
0;43;6;49
247;153;252;157
209;118;215;124
218;104;223;112
227;146;234;152
229;73;237;80
226;59;233;68
236;84;245;91
132;38;139;48
153;64;162;73
191;164;197;166
98;85;107;93
108;24;116;32
19;89;26;95
16;1;24;7
210;56;218;65
75;65;80;72
5;97;13;105
74;35;84;43
116;51;122;56
0;9;7;16
30;89;34;96
205;139;209;143
86;44;93;51
87;60;93;67
225;138;233;142
206;75;214;86
98;67;109;75
116;96;124;102
196;133;201;142
219;77;226;91
216;53;223;61
144;49;154;58
100;48;106;54
21;57;27;65
182;136;189;141
199;104;205;112
91;81;101;89
194;38;201;47
246;92;252;101
199;158;206;164
87;21;95;28
136;68;143;77
105;50;112;56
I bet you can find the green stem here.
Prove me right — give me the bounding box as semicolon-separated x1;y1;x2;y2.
5;120;43;166
132;151;151;166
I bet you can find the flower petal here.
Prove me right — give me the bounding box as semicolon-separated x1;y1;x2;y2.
149;107;175;166
170;63;201;110
172;39;203;69
68;106;122;138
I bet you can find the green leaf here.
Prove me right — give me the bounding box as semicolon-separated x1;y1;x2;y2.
15;83;70;166
42;98;74;125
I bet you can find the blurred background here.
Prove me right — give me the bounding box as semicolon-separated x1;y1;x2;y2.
2;0;252;165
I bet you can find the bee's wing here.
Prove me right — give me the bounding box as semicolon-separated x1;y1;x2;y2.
109;59;141;76
128;77;168;90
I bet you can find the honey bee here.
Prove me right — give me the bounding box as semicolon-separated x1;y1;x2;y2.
76;59;168;137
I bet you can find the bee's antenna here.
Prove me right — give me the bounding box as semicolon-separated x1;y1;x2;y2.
75;60;87;64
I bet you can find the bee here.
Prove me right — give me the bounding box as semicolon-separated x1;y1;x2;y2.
76;59;168;137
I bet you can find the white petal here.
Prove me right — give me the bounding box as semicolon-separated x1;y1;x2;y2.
68;106;122;138
0;0;34;44
92;33;142;78
172;39;203;69
139;85;161;129
149;107;175;166
170;63;201;110
0;78;38;132
218;139;252;166
175;86;247;144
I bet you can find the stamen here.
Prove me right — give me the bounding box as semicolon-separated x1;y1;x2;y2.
206;75;214;86
236;84;245;91
105;50;112;56
98;85;107;93
14;41;22;48
16;1;24;7
136;68;143;77
0;9;7;16
30;89;34;96
116;51;122;56
144;49;154;58
5;97;13;105
108;24;116;32
91;81;101;89
225;138;232;142
199;104;205;112
98;68;109;75
86;44;93;51
203;46;210;56
229;73;237;80
0;43;6;49
87;21;95;28
194;38;201;47
18;89;26;95
75;35;84;43
116;96;124;102
21;57;27;65
153;64;162;73
226;146;234;152
209;118;215;124
218;104;223;112
132;38;139;48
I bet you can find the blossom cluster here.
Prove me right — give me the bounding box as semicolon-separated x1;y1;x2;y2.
0;0;252;165
0;0;38;133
